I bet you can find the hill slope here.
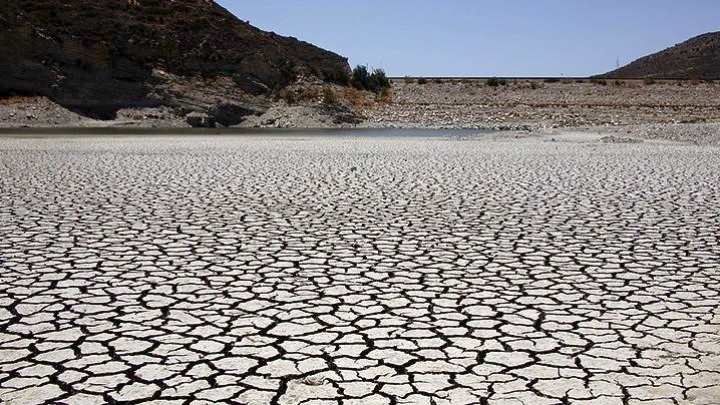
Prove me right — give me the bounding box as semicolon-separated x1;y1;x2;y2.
603;32;720;79
0;0;351;120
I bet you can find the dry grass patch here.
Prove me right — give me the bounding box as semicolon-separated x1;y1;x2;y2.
0;96;41;106
277;86;321;105
376;88;393;104
343;87;376;109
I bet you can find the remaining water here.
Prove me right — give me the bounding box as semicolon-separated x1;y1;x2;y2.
0;127;487;138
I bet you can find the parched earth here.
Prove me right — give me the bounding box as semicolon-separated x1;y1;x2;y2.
366;80;720;130
0;133;719;405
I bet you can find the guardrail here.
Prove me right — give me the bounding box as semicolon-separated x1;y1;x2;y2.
388;77;713;81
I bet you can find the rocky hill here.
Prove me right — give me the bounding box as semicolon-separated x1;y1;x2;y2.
603;32;720;80
0;0;351;122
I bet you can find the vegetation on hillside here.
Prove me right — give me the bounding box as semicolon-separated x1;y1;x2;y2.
350;65;391;93
487;77;507;87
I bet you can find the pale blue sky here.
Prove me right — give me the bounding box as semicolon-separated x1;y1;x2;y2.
218;0;720;77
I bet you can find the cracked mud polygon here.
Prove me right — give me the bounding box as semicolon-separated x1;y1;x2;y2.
1;134;719;405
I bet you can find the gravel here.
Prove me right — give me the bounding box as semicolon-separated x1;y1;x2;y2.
364;80;720;132
2;81;720;144
609;122;720;145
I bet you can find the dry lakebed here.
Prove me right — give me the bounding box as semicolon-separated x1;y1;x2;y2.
0;130;719;404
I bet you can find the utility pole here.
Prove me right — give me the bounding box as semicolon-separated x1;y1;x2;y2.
616;57;620;69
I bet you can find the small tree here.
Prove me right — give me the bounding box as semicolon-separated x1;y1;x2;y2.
351;65;391;93
350;65;370;90
369;68;390;93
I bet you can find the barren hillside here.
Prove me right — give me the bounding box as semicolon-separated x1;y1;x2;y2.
0;0;351;120
603;32;720;79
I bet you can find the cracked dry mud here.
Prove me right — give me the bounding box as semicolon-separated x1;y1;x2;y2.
1;134;719;405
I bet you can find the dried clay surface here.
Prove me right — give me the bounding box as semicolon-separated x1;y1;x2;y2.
1;133;719;404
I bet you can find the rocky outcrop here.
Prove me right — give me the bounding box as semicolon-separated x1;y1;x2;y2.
0;0;351;121
185;112;215;128
602;32;720;79
211;102;264;127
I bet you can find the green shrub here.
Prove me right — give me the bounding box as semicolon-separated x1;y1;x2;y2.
643;78;656;85
590;78;608;86
322;88;338;106
487;77;507;87
544;78;561;83
350;65;391;93
369;69;390;92
350;65;370;89
327;69;350;85
417;77;429;85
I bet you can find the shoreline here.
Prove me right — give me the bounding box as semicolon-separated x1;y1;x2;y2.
2;79;720;144
0;123;718;147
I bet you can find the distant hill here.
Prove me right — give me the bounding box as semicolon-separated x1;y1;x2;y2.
602;32;720;80
0;0;351;120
